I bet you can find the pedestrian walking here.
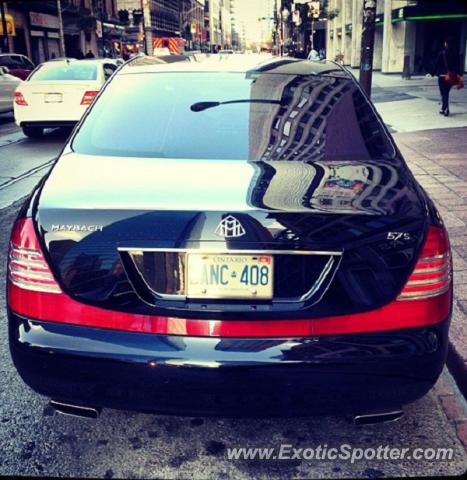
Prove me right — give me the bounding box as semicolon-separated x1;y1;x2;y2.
308;48;319;60
432;38;463;117
84;49;95;59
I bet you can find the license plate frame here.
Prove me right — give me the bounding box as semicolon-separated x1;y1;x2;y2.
186;253;274;300
44;93;63;103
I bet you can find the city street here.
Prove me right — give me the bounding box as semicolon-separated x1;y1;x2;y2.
0;79;467;478
0;112;67;209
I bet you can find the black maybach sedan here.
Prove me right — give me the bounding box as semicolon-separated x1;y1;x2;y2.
7;55;452;422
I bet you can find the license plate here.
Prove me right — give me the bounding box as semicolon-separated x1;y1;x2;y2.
44;93;62;103
186;254;273;300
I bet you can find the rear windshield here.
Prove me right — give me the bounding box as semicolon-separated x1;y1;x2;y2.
31;62;97;81
72;72;396;162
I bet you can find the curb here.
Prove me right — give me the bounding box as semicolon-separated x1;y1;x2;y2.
448;341;467;401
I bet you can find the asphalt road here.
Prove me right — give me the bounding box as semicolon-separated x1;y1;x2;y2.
0;117;466;479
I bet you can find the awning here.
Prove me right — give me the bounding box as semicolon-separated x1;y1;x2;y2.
392;1;467;23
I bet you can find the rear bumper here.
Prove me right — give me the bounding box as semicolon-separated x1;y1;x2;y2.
18;120;77;129
14;105;83;127
9;312;450;417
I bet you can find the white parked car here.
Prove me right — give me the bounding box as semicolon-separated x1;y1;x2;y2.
0;66;21;113
14;59;118;137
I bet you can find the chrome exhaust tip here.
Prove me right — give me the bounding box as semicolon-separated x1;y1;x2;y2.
49;400;101;419
353;410;404;426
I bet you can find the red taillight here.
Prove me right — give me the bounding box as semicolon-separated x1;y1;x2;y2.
14;91;28;106
80;90;98;105
8;218;61;293
398;226;451;300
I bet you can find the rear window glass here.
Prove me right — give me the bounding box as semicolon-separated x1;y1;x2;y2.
0;55;23;68
31;62;97;81
72;72;396;162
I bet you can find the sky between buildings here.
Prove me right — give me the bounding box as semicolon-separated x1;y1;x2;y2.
235;0;274;44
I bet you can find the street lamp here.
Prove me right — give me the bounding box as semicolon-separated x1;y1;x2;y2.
57;0;65;57
281;8;290;56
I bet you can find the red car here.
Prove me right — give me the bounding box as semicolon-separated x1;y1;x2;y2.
0;54;35;80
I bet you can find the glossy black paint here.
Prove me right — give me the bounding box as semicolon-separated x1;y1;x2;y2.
28;56;433;318
9;313;449;416
22;58;436;318
33;154;429;318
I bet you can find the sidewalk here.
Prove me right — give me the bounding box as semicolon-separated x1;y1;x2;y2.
394;127;467;398
350;68;439;88
348;69;467;133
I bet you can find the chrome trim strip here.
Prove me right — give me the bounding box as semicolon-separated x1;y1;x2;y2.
9;274;61;293
417;253;449;263
119;247;343;256
9;257;47;267
397;282;451;300
353;410;404;425
10;244;41;256
10;268;54;280
413;264;450;274
49;400;100;419
122;248;343;304
406;273;451;287
279;255;342;304
300;256;335;302
126;251;186;301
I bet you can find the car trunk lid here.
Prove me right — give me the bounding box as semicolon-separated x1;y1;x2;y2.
20;80;100;109
35;152;428;317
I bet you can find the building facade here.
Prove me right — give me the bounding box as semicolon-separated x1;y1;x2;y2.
203;0;232;51
180;0;205;51
1;0;122;63
326;0;467;74
277;0;327;57
206;0;221;51
219;0;231;48
117;0;179;55
230;0;240;50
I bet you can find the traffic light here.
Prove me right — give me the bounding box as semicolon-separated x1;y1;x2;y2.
118;9;129;24
133;9;143;25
